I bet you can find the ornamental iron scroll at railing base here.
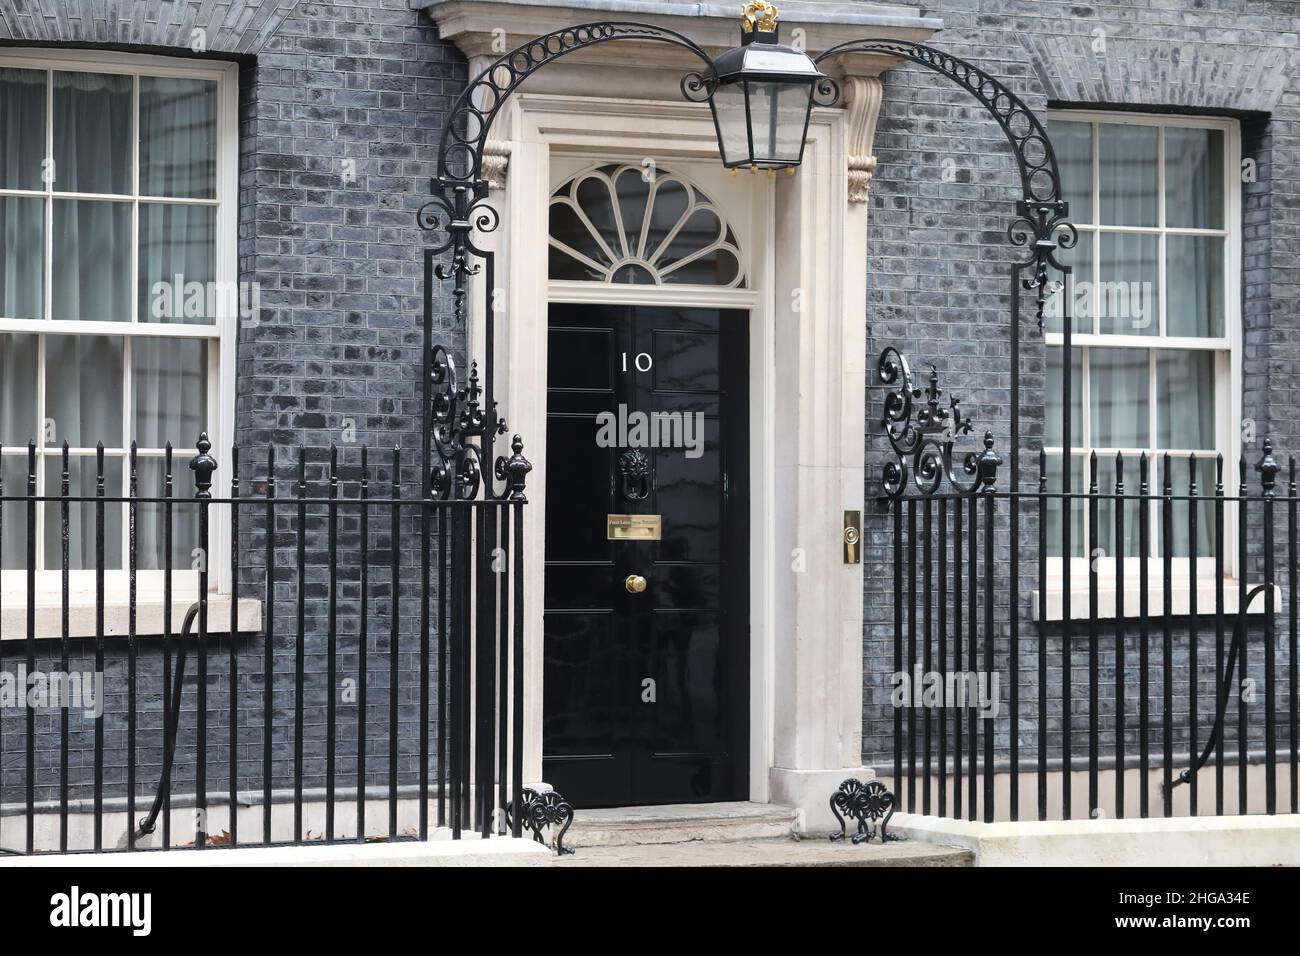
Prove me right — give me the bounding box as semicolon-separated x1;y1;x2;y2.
506;788;576;856
828;779;898;844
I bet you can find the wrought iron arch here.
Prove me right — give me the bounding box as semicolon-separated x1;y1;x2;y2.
419;22;723;502
809;41;1078;503
437;22;717;187
815;39;1078;330
417;24;1079;511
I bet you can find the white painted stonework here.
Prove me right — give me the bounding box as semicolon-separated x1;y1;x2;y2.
418;0;939;829
892;812;1300;867
0;835;551;867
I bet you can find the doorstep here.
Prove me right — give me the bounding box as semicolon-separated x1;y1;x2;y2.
563;801;798;847
554;837;974;867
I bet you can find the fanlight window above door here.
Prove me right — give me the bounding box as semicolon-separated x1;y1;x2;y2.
549;164;746;287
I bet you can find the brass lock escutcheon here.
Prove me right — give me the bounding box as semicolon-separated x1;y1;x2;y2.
624;574;648;594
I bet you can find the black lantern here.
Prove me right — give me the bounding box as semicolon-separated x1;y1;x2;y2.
706;2;838;171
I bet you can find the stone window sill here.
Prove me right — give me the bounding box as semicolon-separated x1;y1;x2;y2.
1031;581;1280;623
0;595;262;641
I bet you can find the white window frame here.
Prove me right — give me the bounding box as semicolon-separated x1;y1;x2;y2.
1041;109;1243;614
0;48;238;605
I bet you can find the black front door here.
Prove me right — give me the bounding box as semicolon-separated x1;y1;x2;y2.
543;303;749;807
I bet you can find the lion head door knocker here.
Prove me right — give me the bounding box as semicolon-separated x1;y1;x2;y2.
619;448;651;501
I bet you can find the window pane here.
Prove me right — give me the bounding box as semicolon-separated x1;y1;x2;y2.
614;166;650;257
1047;119;1092;223
645;178;690;261
1156;349;1215;451
53;71;132;195
44;455;123;570
133;338;207;448
0;454;30;569
53;200;132;322
657;208;721;274
0;333;38;446
1044;228;1092;334
140;77;217;199
1166;235;1225;337
1157;455;1216;558
1045;454;1084;558
1165;127;1223;229
1045;346;1082;449
44;335;123;448
1098;232;1159;335
0;196;44;320
574;174;623;260
1099;123;1157;227
0;67;47;190
134;456;199;571
139;204;216;324
1090;347;1150;448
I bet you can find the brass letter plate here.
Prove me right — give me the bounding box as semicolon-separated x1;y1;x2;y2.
607;514;662;541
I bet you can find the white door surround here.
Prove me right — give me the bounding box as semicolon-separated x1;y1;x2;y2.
421;0;941;828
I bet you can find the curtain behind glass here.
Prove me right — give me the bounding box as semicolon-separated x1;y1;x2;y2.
133;338;206;570
53;71;131;195
0;67;46;190
140;77;216;199
0;196;43;320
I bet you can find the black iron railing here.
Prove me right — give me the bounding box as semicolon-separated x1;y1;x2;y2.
879;351;1297;824
0;433;527;854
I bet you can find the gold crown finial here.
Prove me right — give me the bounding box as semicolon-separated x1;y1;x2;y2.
740;0;779;34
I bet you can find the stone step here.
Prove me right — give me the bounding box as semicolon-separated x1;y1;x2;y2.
555;836;975;867
565;801;797;848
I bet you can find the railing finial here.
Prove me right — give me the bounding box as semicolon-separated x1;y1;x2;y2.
1256;438;1280;495
191;431;218;499
976;430;1001;491
498;434;533;502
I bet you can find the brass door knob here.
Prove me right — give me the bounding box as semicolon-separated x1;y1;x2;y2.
624;574;648;594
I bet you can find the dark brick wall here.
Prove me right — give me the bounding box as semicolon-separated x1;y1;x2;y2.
862;0;1300;788
0;0;467;812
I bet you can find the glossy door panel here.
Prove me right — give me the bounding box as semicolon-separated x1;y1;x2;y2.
543;303;748;807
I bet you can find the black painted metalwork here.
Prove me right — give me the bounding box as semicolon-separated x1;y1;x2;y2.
828;778;898;844
879;348;996;500
883;416;1296;823
507;788;576;856
0;433;528;854
618;448;651;502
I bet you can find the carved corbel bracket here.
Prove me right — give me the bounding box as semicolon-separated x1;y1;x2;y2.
843;76;882;204
482;139;511;190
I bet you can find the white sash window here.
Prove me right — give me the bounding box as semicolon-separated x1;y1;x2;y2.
0;51;237;590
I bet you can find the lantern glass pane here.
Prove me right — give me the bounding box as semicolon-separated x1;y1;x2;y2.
711;82;751;167
746;80;811;165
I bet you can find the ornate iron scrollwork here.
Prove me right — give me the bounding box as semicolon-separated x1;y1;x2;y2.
879;347;1001;499
828;778;898;844
428;346;508;501
1009;197;1078;329
506;788;576;856
815;40;1075;327
439;22;717;186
